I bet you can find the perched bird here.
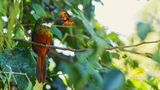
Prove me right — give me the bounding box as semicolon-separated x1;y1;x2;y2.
32;17;53;83
32;10;73;83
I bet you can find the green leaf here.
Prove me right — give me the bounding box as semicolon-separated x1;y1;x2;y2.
75;49;93;62
32;3;47;18
32;13;40;20
0;17;3;29
0;18;4;50
14;24;25;38
136;22;151;40
16;40;31;48
62;49;103;90
77;11;108;60
7;1;20;49
100;68;125;90
130;79;148;90
25;79;33;90
122;80;136;90
111;52;120;59
145;77;159;90
66;35;87;49
0;0;7;15
51;26;62;39
0;48;36;90
101;51;112;66
86;69;103;90
77;12;96;37
63;0;73;7
50;76;67;90
151;43;160;63
62;62;82;88
107;32;124;46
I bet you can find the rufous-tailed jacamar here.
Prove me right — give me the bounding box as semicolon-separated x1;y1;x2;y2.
32;17;53;83
32;10;73;83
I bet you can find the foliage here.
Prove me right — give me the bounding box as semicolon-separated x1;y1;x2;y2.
0;0;160;90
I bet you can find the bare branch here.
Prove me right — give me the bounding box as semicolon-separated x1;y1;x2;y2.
2;34;160;52
13;37;88;52
13;37;160;51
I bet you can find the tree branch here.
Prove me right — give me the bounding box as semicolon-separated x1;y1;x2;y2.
48;49;75;62
12;37;88;52
106;40;160;50
12;37;160;52
1;33;159;52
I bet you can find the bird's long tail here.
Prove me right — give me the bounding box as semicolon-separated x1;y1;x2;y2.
36;54;46;83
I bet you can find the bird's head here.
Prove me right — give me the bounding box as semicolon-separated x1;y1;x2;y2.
36;17;54;28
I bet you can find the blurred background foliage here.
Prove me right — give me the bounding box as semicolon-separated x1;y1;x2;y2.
0;0;160;90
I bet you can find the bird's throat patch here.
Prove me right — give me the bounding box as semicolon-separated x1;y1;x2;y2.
42;22;53;28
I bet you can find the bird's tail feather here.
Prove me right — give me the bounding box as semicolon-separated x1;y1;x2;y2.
36;54;46;83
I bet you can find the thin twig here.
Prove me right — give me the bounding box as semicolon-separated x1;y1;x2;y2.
6;65;17;84
106;40;160;50
0;71;30;83
0;71;26;76
0;70;31;84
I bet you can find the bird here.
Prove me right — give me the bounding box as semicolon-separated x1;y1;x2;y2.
32;10;73;83
32;17;53;83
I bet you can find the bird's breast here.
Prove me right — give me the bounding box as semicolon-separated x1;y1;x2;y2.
32;28;52;55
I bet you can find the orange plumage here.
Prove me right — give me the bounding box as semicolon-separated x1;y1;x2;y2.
32;18;53;83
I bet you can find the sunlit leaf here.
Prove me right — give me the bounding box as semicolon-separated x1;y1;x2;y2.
132;67;144;74
131;79;148;90
6;0;21;49
14;24;25;38
0;0;7;15
107;32;124;46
